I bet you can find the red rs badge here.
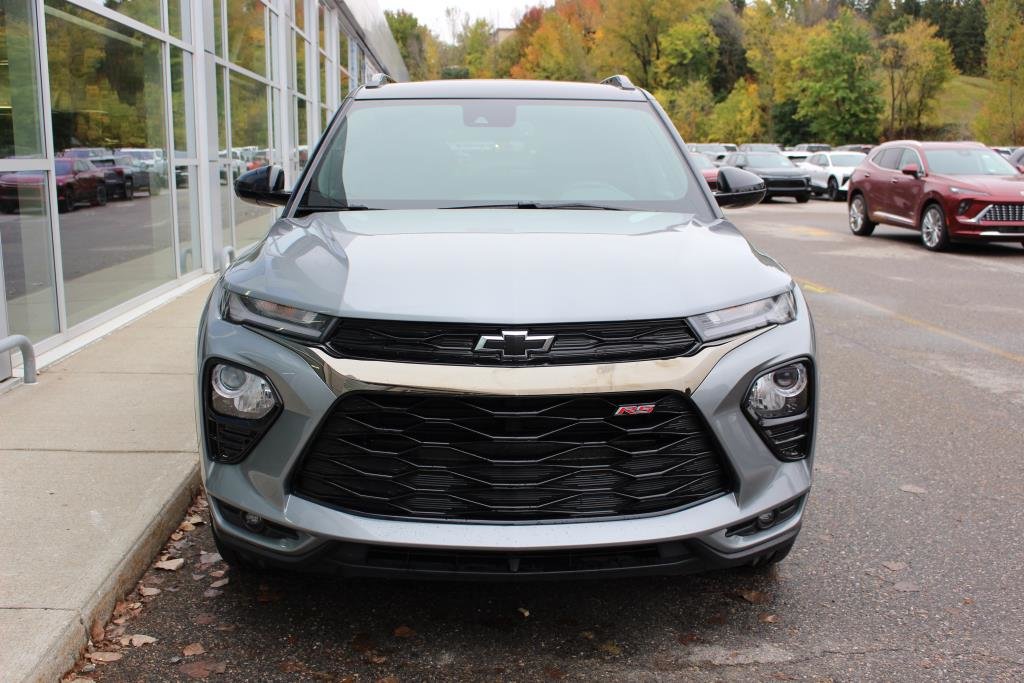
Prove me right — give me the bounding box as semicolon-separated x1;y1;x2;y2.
614;404;656;416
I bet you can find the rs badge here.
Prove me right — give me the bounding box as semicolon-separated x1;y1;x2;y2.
614;404;656;416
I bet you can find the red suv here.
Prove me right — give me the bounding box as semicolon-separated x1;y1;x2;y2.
847;141;1024;251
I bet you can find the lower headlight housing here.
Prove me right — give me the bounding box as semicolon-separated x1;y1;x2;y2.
744;360;814;461
204;361;281;464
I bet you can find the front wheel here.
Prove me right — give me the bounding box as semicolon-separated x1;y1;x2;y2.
123;179;133;200
920;204;950;251
827;177;840;201
91;185;107;207
848;194;876;236
795;192;810;204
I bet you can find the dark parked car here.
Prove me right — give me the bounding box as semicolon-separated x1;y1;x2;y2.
793;143;831;152
847;140;1024;251
689;152;720;191
723;151;811;202
688;143;730;163
739;143;782;153
0;158;107;213
91;154;159;199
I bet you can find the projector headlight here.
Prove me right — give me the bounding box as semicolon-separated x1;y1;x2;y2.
224;289;333;340
687;290;797;342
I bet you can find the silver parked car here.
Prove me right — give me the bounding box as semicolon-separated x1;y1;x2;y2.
801;151;867;201
198;76;817;579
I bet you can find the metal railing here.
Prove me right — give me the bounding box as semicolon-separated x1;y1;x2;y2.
0;335;37;384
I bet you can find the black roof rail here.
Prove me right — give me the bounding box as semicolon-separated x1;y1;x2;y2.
365;73;394;88
600;74;636;91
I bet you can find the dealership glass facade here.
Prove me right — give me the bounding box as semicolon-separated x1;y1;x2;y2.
0;0;405;352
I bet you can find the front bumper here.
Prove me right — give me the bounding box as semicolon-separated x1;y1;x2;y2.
197;286;816;577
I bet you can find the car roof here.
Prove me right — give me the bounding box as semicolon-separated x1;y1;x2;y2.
353;79;648;102
879;140;987;151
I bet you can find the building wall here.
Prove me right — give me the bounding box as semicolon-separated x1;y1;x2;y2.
0;0;405;353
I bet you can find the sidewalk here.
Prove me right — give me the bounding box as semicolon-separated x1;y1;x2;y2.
0;281;214;682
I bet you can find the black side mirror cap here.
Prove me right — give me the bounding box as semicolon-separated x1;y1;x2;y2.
234;165;290;207
714;167;766;208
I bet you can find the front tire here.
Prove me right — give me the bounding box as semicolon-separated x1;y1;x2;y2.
826;177;840;201
795;192;810;204
123;179;134;200
920;204;950;251
848;194;876;236
91;186;107;207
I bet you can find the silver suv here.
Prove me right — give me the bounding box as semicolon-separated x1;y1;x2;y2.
198;76;816;579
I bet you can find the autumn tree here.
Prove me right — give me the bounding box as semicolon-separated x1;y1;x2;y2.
385;10;440;81
707;80;764;142
976;0;1024;143
880;20;957;138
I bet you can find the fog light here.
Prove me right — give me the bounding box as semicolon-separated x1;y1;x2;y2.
957;199;971;215
210;363;278;419
756;511;777;529
243;512;265;532
746;362;809;419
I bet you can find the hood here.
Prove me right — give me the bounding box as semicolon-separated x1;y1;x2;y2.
929;173;1024;197
746;166;807;177
224;209;792;324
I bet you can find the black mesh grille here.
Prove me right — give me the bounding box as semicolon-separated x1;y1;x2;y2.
293;391;730;521
323;318;700;366
983;203;1024;223
765;178;807;190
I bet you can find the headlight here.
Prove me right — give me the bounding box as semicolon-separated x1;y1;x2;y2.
224;290;333;339
687;290;796;342
210;363;278;419
949;186;988;196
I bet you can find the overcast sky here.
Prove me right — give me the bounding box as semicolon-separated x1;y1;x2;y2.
377;1;551;42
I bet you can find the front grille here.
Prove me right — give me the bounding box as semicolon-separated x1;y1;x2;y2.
324;318;700;366
766;178;807;190
982;203;1024;223
293;391;730;522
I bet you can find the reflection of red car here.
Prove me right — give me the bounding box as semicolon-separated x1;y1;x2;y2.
0;158;107;213
690;152;719;191
848;141;1024;251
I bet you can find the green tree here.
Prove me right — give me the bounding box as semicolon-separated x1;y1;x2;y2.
977;0;1024;143
656;15;719;87
880;20;957;138
385;10;440;81
794;10;883;144
655;79;715;140
707;80;764;142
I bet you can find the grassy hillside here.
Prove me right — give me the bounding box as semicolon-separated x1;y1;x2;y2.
924;75;995;140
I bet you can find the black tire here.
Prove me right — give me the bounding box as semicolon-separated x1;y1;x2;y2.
60;189;76;213
826;177;840;201
91;185;107;207
848;193;876;236
920;203;950;251
123;179;134;200
795;192;810;204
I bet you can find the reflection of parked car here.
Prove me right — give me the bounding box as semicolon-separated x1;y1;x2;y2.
1008;147;1024;167
848;140;1024;251
0;158;107;213
116;147;168;181
59;147;110;159
723;151;811;202
689;152;720;191
91;154;159;199
800;151;866;201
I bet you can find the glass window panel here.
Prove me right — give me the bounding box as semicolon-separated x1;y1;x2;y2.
340;68;349;96
0;171;59;341
227;0;266;76
168;0;191;42
293;0;304;33
0;0;44;158
170;48;195;160
317;2;324;50
338;30;348;70
103;0;161;31
229;72;272;249
212;0;223;57
319;52;327;103
294;96;308;174
293;30;306;94
174;165;199;273
44;0;175;326
216;66;226;151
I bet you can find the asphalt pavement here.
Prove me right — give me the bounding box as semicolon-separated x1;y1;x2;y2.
64;199;1024;682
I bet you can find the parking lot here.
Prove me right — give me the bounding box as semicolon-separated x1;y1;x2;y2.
69;200;1024;682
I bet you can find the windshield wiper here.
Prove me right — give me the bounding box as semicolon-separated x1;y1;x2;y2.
442;201;623;210
295;204;378;213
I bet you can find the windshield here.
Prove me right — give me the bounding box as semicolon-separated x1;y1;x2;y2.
746;153;793;167
924;149;1017;176
830;153;865;166
92;159;114;167
301;99;710;216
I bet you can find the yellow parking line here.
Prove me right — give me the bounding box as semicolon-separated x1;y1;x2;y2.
795;278;1024;365
787;226;832;238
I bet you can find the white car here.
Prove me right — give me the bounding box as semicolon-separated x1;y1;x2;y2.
800;151;866;201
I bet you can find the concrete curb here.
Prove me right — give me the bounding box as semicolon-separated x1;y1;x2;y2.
34;462;201;683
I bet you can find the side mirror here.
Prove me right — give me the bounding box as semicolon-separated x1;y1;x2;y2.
234;165;290;207
714;167;766;208
901;163;921;178
1017;164;1024;174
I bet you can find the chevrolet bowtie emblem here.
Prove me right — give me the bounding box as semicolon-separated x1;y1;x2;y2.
474;330;555;359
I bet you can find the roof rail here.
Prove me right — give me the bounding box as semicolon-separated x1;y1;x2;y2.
600;74;636;91
365;72;394;89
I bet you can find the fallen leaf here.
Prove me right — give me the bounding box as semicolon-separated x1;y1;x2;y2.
129;634;157;647
963;597;974;605
210;578;229;589
187;515;204;524
899;484;927;495
171;531;185;541
209;570;226;578
155;558;185;571
393;625;416;638
759;614;779;624
183;642;206;657
544;666;567;680
352;633;375;653
518;607;530;618
598;641;622;656
737;590;769;605
139;586;161;597
376;677;399;683
179;522;196;532
708;613;727;625
579;631;595;640
179;660;226;679
192;573;206;581
194;613;217;625
882;561;908;572
366;651;387;664
85;651;123;663
894;581;921;592
677;633;699;645
90;618;105;643
112;617;127;626
203;589;223;599
198;552;222;565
